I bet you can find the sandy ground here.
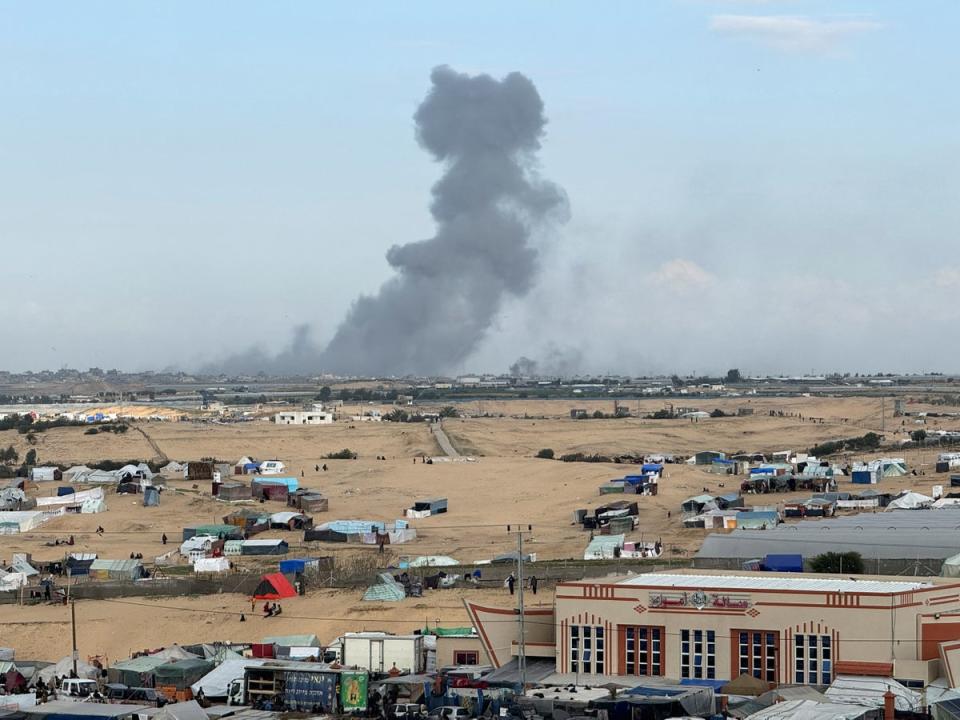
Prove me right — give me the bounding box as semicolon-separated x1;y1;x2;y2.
0;585;553;663
2;396;960;660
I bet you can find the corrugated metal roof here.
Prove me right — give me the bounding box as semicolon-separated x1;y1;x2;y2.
697;509;960;560
617;573;930;594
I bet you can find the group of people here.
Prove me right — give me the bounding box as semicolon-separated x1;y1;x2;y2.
260;601;283;617
505;573;538;595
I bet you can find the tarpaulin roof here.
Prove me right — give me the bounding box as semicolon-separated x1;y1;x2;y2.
262;634;319;647
150;645;200;661
363;573;405;602
190;659;266;698
152;658;214;684
111;656;168;674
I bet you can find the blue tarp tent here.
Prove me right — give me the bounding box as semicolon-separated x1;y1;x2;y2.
255;477;299;491
763;554;803;572
57;487;75;497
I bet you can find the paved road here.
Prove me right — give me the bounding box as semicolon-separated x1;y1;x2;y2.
432;421;460;458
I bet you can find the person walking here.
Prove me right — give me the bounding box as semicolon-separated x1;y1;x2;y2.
161;533;167;545
507;573;515;596
530;575;538;595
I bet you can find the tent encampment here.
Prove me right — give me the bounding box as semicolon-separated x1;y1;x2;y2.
152;659;214;691
887;492;934;511
190;659;266;698
38;657;99;683
252;573;297;599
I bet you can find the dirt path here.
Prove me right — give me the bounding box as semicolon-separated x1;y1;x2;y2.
130;424;168;462
432;422;460;457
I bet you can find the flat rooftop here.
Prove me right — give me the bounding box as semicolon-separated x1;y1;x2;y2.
617;573;933;594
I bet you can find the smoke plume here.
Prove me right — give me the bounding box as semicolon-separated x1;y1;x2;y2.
318;65;567;375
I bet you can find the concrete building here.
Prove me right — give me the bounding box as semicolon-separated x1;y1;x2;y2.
274;410;333;425
434;633;487;668
468;569;960;687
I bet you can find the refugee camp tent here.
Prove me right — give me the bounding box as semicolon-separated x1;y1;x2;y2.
193;557;230;574
0;573;28;592
943;553;960;578
190;658;267;698
408;556;459;567
90;559;145;581
150;644;200;662
152;659;214;691
240;539;288;556
108;655;168;686
269;511;312;530
143;486;160;507
160;461;184;476
38;657;99;683
252;573;297;599
825;675;920;712
736;511;779;529
278;557;326;574
363;572;406;601
262;634;320;647
584;534;625;560
721;673;771;696
681;495;715;513
150;700;208;720
887;491;934;510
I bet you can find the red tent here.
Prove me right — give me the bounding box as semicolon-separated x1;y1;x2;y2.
252;573;297;599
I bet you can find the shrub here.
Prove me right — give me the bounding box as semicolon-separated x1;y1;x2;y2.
710;409;726;418
650;409;673;420
809;551;864;574
324;448;358;460
559;452;613;463
439;406;459;418
84;428;99;435
536;448;555;460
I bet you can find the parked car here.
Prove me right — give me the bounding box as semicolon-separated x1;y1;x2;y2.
389;703;426;720
61;678;100;698
104;683;167;707
429;707;471;720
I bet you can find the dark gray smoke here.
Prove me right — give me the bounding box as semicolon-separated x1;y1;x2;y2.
318;65;568;375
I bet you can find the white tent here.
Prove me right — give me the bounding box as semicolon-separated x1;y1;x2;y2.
744;699;875;720
193;557;230;574
943;553;960;578
887;491;934;510
148;701;208;720
825;675;920;712
190;658;266;698
408;556;459;567
149;645;200;661
37;656;100;683
0;572;28;592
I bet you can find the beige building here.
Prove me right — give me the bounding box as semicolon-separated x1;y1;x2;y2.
469;570;960;687
434;634;487;668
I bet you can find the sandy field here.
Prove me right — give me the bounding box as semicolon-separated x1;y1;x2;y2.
2;395;960;660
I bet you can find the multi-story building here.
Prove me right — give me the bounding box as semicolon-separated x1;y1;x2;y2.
467;570;960;687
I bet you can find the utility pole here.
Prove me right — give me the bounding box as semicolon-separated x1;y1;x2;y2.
509;525;531;691
71;599;79;676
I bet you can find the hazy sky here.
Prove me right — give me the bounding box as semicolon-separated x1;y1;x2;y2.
2;1;958;376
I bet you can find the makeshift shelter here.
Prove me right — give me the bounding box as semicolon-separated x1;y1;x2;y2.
252;573;297;599
269;511;313;530
150;644;200;662
193;557;230;574
363;572;406;601
151;700;208;720
262;634;320;647
721;673;771;696
887;491;933;510
943;553;960;578
89;559;145;581
825;675;920;712
38;656;99;683
153;658;214;692
190;658;266;698
681;495;715;513
298;494;328;513
408;556;459;567
736;510;779;529
143;486;160;507
406;497;448;518
278;557;328;574
215;482;248;502
584;534;625;560
241;539;288;556
108;655;168;687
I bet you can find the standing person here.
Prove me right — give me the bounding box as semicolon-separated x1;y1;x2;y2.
530;576;538;595
161;533;167;545
507;573;515;596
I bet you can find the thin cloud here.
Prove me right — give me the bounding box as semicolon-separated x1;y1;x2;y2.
710;14;882;54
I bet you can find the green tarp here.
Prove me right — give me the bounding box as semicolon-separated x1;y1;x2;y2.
153;659;214;689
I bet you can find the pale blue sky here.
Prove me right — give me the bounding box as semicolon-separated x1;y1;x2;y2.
2;1;958;374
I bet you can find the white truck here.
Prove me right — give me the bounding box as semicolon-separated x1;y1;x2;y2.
339;632;425;674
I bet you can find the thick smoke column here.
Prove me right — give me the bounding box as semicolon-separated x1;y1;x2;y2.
319;65;567;376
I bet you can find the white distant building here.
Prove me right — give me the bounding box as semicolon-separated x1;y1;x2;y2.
275;410;334;425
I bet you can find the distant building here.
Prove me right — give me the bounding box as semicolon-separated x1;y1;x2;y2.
275;410;333;425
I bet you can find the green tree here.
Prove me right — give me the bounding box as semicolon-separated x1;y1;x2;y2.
710;408;727;418
535;448;555;460
592;410;605;419
439;406;459;418
318;386;332;402
725;368;743;384
809;551;864;574
24;449;37;466
911;429;928;443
